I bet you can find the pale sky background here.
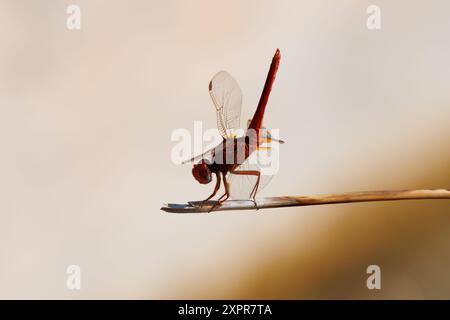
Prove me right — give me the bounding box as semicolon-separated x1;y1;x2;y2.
0;0;449;299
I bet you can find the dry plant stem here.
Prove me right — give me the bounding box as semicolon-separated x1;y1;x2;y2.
161;189;450;213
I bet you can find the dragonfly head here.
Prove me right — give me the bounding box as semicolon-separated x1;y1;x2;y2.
192;159;212;184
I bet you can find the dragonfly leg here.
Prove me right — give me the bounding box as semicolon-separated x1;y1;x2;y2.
230;170;261;210
208;173;230;212
201;172;221;207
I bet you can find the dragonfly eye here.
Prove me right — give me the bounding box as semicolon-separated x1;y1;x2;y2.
192;162;212;184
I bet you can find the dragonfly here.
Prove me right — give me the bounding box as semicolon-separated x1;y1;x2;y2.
183;49;284;210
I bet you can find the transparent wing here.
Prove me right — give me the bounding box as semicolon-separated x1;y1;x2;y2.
209;71;242;139
181;143;223;164
227;138;282;200
228;161;274;200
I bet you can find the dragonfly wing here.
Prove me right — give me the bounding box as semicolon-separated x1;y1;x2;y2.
227;144;279;200
228;160;274;200
181;143;223;164
209;71;243;139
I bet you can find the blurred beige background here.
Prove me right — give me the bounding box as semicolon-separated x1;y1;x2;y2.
0;0;449;299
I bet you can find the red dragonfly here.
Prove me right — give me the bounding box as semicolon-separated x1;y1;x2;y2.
183;49;284;209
